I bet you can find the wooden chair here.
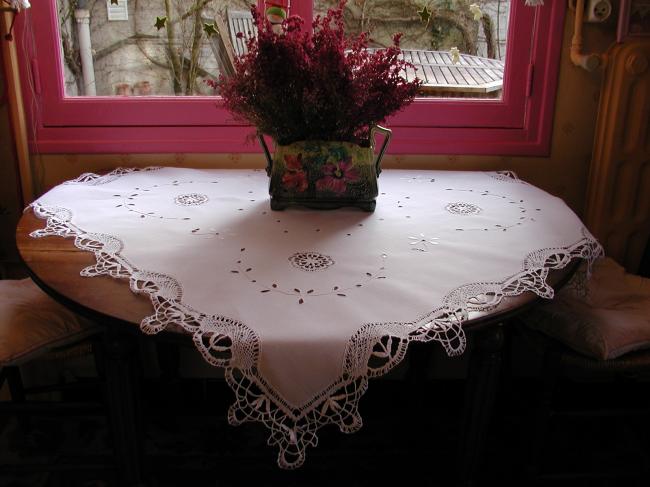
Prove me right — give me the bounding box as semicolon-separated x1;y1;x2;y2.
518;258;650;483
0;278;113;475
226;9;257;56
207;9;257;78
518;329;650;484
207;14;235;78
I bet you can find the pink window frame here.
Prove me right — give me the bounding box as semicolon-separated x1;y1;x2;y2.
15;1;565;155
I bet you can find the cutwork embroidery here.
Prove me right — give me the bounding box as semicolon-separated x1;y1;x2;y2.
28;169;604;471
112;179;220;221
234;250;387;304
408;234;440;252
175;193;209;206
446;202;482;215
289;252;335;272
439;189;537;232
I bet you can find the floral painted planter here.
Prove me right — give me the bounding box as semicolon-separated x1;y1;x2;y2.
258;126;391;212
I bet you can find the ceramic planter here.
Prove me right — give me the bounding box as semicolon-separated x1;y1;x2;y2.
258;126;391;212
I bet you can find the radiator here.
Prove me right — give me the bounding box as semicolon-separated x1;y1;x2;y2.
585;39;650;272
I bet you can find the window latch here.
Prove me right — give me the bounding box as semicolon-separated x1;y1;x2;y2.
526;63;535;97
30;59;41;95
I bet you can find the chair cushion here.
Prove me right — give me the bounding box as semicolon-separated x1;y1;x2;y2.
525;258;650;360
0;279;100;366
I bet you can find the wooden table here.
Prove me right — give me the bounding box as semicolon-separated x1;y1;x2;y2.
399;49;505;97
17;212;150;486
365;48;505;97
16;208;575;486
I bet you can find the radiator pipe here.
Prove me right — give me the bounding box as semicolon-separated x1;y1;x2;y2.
570;0;603;72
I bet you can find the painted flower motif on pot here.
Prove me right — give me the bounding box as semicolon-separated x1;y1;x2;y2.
281;154;308;193
315;159;361;194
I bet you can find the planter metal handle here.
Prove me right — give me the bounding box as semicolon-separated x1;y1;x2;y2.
257;131;274;177
258;126;392;177
370;125;392;177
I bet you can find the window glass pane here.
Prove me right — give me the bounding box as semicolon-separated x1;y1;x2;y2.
313;0;510;99
57;0;255;97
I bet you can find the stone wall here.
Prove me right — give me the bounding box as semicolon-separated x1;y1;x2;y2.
59;0;254;96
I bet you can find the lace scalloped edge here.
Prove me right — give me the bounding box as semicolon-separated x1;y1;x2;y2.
29;199;603;470
64;167;163;186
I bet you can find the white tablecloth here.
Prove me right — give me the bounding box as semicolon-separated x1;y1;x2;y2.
29;167;602;468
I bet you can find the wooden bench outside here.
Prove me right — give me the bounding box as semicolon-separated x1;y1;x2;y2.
367;48;504;98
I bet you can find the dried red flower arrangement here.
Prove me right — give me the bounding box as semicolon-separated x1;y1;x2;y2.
211;0;421;147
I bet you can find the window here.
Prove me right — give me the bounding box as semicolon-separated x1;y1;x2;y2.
16;1;565;155
314;1;511;101
58;0;256;97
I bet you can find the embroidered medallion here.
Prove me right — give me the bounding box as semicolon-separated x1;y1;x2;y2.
174;193;209;206
28;166;604;471
289;252;335;272
445;202;482;215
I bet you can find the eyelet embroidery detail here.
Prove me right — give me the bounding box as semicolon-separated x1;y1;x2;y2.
446;202;482;215
408;234;440;252
111;179;221;221
174;193;209;206
233;250;387;304
289;252;334;272
28;168;604;471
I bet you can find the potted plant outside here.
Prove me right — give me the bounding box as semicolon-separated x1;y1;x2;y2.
214;0;421;211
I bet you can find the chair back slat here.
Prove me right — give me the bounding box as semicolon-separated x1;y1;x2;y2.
206;9;257;78
205;13;237;78
228;9;257;57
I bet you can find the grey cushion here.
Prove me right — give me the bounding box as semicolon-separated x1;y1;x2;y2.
526;258;650;360
0;279;100;366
